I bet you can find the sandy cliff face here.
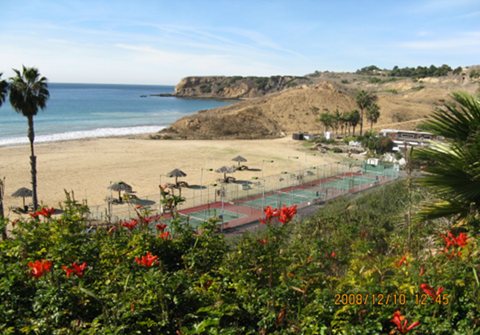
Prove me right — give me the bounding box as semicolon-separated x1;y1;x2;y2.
159;81;357;139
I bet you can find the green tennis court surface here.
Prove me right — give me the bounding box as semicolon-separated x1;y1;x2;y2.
240;189;326;209
321;175;377;190
155;209;246;229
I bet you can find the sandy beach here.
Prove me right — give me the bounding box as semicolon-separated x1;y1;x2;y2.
1;136;341;218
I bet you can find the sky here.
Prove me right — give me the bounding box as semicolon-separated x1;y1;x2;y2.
1;0;479;85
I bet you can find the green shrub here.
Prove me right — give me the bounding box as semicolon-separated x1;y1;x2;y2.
412;85;425;91
331;147;343;153
341;79;349;84
200;84;211;93
383;89;398;94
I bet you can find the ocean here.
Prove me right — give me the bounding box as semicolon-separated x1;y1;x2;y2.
0;83;237;146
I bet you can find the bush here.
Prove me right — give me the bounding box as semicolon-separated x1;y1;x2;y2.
412;85;425;91
331;147;343;153
341;79;349;84
383;89;398;94
200;84;211;93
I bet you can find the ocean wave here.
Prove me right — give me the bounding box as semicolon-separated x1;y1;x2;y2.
0;126;165;147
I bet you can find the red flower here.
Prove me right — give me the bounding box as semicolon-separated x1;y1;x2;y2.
28;260;52;279
139;215;154;225
122;220;138;231
260;206;278;225
395;254;408;267
29;212;40;219
136;205;143;209
158;231;170;241
420;283;445;302
331;252;336;258
442;232;468;247
441;248;462;259
258;238;267;245
275;311;285;325
155;223;167;232
11;219;19;227
391;311;420;334
135;252;158;267
62;261;87;278
420;266;424;276
260;205;297;225
39;207;56;218
278;204;297;224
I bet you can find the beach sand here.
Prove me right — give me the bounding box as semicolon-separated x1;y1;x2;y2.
1;136;341;219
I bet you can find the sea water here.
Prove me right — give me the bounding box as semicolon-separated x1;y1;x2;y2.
0;83;237;146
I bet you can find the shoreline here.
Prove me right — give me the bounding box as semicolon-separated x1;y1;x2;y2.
0;136;340;215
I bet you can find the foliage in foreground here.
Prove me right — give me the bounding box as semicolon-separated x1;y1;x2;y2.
1;181;480;334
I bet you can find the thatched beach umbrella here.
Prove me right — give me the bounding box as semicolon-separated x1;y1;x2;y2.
107;181;133;200
12;187;33;208
167;169;187;185
232;155;247;166
215;166;235;180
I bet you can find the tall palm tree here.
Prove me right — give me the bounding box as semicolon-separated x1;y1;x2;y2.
349;109;360;136
9;66;50;210
342;111;351;136
366;103;381;131
355;90;378;136
317;112;333;136
0;73;7;233
414;91;480;225
331;109;342;137
0;73;8;107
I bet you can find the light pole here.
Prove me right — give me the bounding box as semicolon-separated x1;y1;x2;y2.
252;176;266;210
200;168;213;206
287;156;299;187
262;160;273;179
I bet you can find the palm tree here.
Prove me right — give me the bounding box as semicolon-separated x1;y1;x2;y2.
366;103;381;131
0;73;7;234
9;66;50;210
317;112;333;136
331;109;342;137
349;110;360;136
342;111;351;136
0;73;8;107
355;90;378;136
414;91;480;226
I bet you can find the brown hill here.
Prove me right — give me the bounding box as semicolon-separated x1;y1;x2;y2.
155;67;480;140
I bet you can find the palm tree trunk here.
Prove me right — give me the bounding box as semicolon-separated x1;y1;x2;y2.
371;120;373;132
359;109;364;136
0;177;5;240
27;115;38;210
353;125;356;136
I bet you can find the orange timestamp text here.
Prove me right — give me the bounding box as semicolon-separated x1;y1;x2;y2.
334;293;450;306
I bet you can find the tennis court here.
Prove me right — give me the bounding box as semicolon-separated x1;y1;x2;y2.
156;209;246;229
239;189;326;209
321;175;377;190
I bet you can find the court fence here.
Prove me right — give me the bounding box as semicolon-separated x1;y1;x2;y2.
86;161;400;228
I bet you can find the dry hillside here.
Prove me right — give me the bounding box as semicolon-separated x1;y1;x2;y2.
155;66;480;139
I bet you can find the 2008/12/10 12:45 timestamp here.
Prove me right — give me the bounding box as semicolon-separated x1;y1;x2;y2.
334;294;450;305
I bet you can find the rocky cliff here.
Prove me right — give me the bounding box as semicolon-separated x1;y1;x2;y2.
171;75;311;99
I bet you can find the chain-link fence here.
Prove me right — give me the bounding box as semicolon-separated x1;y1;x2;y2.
86;161;400;227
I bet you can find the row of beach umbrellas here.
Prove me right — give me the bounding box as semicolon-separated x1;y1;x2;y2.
10;156;249;207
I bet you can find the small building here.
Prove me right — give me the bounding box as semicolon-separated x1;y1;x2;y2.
379;129;438;141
